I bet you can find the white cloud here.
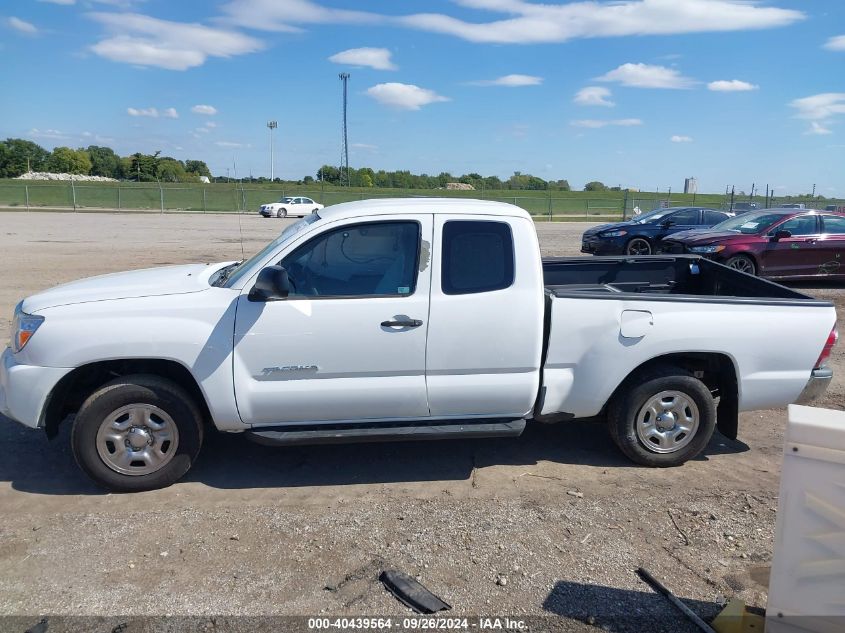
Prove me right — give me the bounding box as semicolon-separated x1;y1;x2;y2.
790;93;845;120
670;135;693;142
823;35;845;51
790;93;845;135
470;74;543;87
402;0;804;44
7;17;38;34
38;0;76;4
570;118;643;128
205;121;218;128
596;63;695;89
220;0;380;32
127;107;159;117
328;47;396;70
806;121;832;135
28;128;69;140
351;142;378;150
707;79;758;92
191;104;218;115
162;107;178;119
365;83;449;110
89;12;263;70
219;0;803;44
574;86;614;107
215;141;250;148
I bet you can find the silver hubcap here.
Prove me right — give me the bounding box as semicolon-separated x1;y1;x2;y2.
728;258;754;274
96;404;179;476
635;390;699;454
627;239;651;255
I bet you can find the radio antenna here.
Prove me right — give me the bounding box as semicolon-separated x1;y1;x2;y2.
233;156;245;261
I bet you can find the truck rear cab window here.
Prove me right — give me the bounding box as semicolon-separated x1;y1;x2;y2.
441;220;514;295
281;221;420;297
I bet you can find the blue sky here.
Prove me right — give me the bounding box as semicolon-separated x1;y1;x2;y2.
1;0;844;195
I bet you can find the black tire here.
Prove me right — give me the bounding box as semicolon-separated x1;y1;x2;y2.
607;365;716;467
725;254;757;276
276;208;287;218
71;375;204;492
625;237;652;255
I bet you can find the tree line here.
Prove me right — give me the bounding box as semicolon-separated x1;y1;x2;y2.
2;137;625;191
0;138;211;183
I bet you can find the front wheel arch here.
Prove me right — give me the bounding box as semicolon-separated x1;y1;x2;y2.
724;253;758;276
625;236;653;255
41;358;212;439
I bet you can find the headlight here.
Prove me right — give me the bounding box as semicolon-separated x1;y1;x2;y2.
689;245;726;254
600;230;628;237
11;302;44;353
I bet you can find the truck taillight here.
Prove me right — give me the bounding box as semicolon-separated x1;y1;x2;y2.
815;328;838;369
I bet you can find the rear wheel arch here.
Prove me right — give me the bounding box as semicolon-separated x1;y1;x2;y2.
606;352;739;438
42;359;212;439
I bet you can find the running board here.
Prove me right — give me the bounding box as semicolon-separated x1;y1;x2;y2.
245;418;527;447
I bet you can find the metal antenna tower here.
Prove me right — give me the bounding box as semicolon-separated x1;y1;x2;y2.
339;72;350;186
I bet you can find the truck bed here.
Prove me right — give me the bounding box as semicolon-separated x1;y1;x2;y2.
538;255;836;421
542;255;825;305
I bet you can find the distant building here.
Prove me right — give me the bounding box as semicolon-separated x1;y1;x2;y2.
199;176;211;184
445;182;475;191
684;177;698;194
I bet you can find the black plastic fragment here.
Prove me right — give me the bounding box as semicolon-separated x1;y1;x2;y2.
25;619;48;633
379;570;451;614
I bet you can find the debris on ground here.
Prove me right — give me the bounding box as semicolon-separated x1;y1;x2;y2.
379;570;451;614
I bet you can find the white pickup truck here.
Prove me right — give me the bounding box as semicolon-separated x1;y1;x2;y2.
1;199;838;491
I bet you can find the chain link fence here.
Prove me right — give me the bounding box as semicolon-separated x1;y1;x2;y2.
0;182;841;222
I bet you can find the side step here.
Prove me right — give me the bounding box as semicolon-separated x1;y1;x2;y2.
245;418;527;447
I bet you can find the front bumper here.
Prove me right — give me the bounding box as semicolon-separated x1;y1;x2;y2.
259;208;272;217
580;236;626;255
795;367;833;405
0;347;73;429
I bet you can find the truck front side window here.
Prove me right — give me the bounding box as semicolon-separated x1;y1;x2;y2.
281;221;420;298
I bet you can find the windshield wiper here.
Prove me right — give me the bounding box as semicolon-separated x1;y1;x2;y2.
212;262;241;287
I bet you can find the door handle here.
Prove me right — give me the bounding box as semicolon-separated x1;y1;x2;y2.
381;319;423;328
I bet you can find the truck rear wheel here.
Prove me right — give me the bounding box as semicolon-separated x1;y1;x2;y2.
607;366;716;467
71;375;204;492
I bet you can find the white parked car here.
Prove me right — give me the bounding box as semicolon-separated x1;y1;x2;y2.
259;196;323;218
1;198;837;491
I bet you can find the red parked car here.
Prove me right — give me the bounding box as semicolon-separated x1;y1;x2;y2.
662;209;845;280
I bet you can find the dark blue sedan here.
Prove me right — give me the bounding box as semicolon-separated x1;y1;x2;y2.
581;207;732;256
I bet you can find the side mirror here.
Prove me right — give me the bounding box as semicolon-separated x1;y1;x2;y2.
772;229;792;241
249;265;291;301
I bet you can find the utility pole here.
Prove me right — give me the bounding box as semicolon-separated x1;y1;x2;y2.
267;120;277;182
812;183;816;198
339;73;350;186
730;185;735;213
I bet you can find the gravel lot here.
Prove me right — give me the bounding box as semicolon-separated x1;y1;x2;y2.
0;211;842;632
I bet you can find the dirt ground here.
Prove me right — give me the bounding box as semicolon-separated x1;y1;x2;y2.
0;211;842;633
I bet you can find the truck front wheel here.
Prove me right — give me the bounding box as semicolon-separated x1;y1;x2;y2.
607;366;716;467
71;375;204;492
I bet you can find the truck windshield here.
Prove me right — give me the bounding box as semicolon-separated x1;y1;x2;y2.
212;213;321;287
709;212;787;234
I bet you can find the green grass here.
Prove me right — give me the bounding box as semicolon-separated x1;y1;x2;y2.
0;179;787;220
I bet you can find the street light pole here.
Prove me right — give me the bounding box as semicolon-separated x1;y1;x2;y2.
267;120;278;181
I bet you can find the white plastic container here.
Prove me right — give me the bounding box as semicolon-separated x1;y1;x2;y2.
767;404;845;633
